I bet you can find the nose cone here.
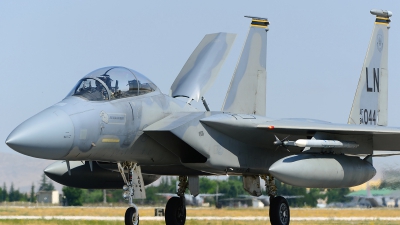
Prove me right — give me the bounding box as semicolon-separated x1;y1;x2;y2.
6;108;74;159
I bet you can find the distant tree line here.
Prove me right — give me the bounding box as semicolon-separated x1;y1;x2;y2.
0;174;353;206
62;176;351;207
276;181;350;207
0;173;55;203
0;182;31;202
62;176;247;206
379;167;400;190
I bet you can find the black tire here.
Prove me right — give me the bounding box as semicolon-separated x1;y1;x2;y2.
269;196;290;225
165;196;186;225
125;207;139;225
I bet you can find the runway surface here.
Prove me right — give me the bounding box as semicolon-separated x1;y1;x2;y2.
1;216;400;221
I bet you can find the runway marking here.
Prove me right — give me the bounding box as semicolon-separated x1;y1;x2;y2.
1;216;400;221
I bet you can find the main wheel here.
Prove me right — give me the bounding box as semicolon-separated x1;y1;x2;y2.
269;196;290;225
165;196;186;225
125;207;139;225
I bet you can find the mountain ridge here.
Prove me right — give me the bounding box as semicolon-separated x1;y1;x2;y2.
0;152;62;192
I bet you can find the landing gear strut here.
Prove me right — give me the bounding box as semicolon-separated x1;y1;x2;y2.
262;175;290;225
118;162;144;225
165;176;188;225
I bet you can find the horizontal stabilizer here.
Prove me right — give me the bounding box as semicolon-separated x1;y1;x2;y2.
170;33;236;102
370;151;400;157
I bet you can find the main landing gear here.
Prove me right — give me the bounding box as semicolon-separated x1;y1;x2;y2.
262;175;290;225
118;162;145;225
165;176;188;225
116;165;289;225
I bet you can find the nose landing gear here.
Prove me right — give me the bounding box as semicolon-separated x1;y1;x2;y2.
117;162;145;225
261;175;290;225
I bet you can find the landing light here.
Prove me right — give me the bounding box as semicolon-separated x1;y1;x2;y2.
123;191;130;200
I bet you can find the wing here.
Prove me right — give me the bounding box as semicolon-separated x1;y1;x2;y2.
144;112;209;164
199;113;400;153
257;119;400;151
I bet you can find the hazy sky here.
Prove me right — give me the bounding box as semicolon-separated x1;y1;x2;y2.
1;1;399;170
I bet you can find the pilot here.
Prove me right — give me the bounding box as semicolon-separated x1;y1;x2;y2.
81;80;107;101
99;75;113;90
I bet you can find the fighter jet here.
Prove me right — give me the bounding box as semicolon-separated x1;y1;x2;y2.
345;183;400;208
5;9;396;225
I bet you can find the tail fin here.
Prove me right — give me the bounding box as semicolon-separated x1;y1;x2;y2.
222;16;268;116
348;9;392;126
170;33;236;103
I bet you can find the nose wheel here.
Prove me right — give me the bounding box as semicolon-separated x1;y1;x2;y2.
125;207;139;225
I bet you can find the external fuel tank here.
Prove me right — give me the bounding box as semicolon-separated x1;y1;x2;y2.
269;154;376;188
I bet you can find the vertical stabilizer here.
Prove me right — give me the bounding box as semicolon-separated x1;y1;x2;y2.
348;10;392;126
222;16;269;116
171;33;236;103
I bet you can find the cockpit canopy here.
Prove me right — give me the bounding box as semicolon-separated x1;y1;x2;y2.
68;67;159;101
